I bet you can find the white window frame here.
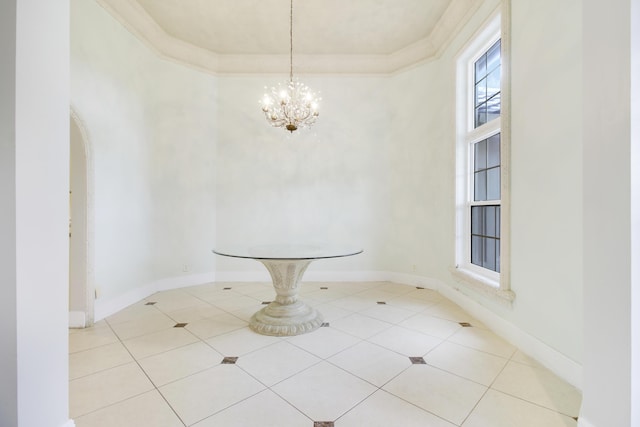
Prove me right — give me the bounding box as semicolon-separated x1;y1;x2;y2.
453;7;514;304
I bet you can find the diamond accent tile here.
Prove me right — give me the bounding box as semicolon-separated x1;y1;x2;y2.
70;281;582;427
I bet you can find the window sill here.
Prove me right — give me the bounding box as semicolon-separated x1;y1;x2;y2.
449;266;515;307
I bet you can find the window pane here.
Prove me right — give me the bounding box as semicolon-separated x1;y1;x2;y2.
487;134;500;168
487;92;501;121
474;170;487;201
471;236;483;266
486;68;501;100
496;240;501;272
474;139;487;171
487;167;501;200
496;206;501;238
475;55;486;83
486;40;501;73
475;78;487;107
475;104;487;127
485;206;496;237
483;238;496;271
471;206;484;235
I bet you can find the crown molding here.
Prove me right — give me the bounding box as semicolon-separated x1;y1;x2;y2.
95;0;483;75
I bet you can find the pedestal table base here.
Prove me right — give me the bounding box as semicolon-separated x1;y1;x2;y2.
249;259;323;336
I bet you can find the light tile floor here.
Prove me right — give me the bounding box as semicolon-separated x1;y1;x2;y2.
69;281;581;427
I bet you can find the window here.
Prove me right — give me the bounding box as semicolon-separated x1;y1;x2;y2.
474;40;501;128
454;11;513;302
471;133;501;273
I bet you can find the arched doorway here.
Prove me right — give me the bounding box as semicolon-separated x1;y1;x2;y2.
69;110;94;327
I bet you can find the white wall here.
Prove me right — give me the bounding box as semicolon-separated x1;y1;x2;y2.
507;0;583;364
581;1;636;426
386;0;584;368
215;75;391;274
73;0;586;377
70;116;88;315
0;0;71;426
632;2;640;424
385;57;455;278
71;0;218;302
0;1;18;423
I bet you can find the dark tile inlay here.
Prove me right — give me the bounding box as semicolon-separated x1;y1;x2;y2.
459;322;472;327
320;287;329;290
409;356;426;364
174;323;188;328
314;422;334;427
377;301;387;305
223;287;232;290
221;357;238;364
416;286;425;290
261;301;271;305
144;302;156;305
321;322;330;327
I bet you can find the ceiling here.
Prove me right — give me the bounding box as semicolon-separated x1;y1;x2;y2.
97;0;483;74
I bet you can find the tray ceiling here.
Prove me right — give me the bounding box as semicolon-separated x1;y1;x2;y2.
96;0;484;74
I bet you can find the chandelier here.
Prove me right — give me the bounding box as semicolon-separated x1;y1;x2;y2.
260;0;320;133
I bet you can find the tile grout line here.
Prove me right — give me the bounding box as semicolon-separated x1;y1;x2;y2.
70;282;581;426
106;314;190;427
458;346;514;426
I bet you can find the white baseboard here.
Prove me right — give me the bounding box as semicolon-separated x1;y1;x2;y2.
68;311;86;328
434;279;583;390
383;271;440;289
93;269;583;391
214;270;270;282
61;420;76;427
94;271;216;321
153;271;216;292
303;270;386;282
577;417;596;427
216;270;387;283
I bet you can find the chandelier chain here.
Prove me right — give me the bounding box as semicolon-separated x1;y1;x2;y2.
289;0;293;82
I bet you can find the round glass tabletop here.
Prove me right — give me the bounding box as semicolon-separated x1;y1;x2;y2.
212;244;363;260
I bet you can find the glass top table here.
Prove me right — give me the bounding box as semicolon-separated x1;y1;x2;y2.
213;244;362;260
212;244;363;336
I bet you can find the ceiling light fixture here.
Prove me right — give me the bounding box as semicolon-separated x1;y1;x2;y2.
260;0;320;133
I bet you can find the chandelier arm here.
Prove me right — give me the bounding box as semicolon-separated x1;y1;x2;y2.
281;104;293;123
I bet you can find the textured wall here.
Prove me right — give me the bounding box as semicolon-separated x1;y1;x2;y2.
214;75;391;273
71;0;585;372
71;0;217;300
386;0;584;365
